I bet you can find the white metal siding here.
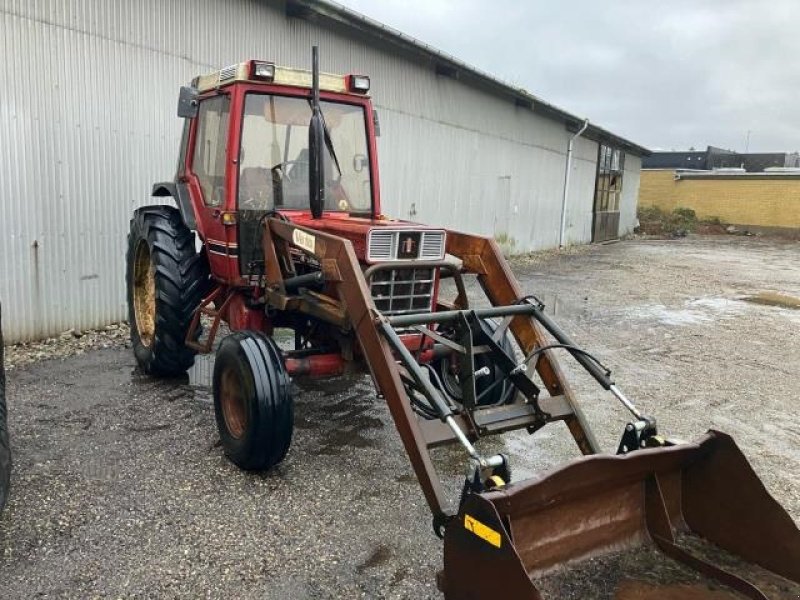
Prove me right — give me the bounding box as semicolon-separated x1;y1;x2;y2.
0;0;636;342
619;154;643;235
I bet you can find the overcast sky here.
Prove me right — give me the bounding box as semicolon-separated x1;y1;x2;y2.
338;0;799;153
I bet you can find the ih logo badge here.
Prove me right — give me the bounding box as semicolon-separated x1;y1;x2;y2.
398;232;421;259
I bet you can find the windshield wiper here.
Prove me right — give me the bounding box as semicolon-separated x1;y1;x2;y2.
307;99;342;178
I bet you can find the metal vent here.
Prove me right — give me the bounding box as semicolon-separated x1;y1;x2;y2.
368;229;446;262
370;268;435;316
368;231;395;261
219;64;238;83
420;231;445;260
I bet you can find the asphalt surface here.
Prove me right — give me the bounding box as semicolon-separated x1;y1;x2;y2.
1;235;798;598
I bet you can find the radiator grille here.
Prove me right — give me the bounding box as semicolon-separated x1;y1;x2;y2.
420;231;445;260
367;231;395;261
370;268;435;316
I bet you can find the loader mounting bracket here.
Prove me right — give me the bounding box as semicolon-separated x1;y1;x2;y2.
616;416;663;454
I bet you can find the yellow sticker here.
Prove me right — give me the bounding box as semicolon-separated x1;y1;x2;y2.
464;514;502;548
292;229;316;254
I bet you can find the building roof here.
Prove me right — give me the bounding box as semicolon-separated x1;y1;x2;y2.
643;146;800;172
285;0;650;156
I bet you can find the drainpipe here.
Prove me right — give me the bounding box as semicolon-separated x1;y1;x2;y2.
559;118;589;248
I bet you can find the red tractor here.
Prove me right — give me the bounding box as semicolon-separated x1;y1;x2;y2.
127;48;799;597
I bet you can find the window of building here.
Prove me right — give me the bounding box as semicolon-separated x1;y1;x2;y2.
192;95;231;207
594;144;625;212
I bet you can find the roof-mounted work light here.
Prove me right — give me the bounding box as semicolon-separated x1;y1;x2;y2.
250;61;275;82
346;74;370;93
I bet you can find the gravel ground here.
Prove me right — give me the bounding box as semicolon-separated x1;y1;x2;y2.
0;234;798;598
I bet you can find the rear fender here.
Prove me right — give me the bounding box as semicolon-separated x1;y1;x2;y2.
152;182;197;231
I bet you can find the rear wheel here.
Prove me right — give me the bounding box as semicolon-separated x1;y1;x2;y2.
213;332;293;470
126;206;209;376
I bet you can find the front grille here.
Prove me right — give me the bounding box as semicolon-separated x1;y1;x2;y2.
367;229;446;262
370;268;435;316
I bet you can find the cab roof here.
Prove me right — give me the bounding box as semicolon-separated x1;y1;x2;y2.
195;61;359;95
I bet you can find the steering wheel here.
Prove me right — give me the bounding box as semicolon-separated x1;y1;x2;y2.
271;160;308;184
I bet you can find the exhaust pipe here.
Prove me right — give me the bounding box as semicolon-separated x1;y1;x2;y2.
308;45;324;219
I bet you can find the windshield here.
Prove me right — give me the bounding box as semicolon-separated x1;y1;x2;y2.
238;94;372;214
237;93;373;276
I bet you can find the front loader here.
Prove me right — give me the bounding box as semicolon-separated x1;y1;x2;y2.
127;48;800;598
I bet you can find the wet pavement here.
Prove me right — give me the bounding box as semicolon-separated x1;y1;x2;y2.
1;235;799;598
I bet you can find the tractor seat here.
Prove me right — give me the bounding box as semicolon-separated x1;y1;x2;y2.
239;167;274;210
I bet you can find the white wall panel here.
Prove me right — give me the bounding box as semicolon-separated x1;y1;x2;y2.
620;154;643;235
0;0;639;342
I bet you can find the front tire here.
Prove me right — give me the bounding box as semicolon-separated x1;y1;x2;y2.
126;205;209;376
213;332;294;470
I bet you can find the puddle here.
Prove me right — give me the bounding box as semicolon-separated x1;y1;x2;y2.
620;297;748;327
356;544;393;572
742;291;800;310
299;379;385;455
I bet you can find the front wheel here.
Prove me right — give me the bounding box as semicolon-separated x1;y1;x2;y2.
213;332;294;470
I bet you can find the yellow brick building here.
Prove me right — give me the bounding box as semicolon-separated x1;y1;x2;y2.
639;169;800;228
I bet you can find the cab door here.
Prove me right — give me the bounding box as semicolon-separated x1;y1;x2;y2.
186;94;238;280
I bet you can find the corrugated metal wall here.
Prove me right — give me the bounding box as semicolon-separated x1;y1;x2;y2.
0;0;639;342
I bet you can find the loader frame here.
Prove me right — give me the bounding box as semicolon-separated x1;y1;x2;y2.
260;218;602;526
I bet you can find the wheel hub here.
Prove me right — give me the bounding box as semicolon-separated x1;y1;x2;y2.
132;241;156;348
220;366;247;439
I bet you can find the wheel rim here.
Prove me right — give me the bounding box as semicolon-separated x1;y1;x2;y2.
132;241;156;348
220;365;247;439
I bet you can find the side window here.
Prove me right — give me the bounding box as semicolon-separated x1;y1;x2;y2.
192;95;231;207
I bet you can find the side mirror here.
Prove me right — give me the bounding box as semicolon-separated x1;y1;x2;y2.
177;86;199;119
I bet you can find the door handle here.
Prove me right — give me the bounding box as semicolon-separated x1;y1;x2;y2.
212;209;221;219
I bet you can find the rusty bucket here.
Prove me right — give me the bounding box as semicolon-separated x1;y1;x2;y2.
441;431;800;599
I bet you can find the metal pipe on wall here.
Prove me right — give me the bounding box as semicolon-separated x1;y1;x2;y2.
559;118;590;248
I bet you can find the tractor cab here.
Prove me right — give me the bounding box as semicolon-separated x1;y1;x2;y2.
176;59;386;284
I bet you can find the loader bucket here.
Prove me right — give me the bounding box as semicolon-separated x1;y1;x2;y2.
441;431;800;600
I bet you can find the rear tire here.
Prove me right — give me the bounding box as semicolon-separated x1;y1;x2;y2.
0;303;10;514
213;332;293;470
126;205;209;376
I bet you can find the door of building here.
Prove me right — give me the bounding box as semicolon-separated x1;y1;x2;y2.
592;144;624;242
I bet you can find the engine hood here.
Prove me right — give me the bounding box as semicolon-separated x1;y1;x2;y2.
285;211;444;262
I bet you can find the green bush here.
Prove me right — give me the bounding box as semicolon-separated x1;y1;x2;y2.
672;207;697;221
637;204;725;236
